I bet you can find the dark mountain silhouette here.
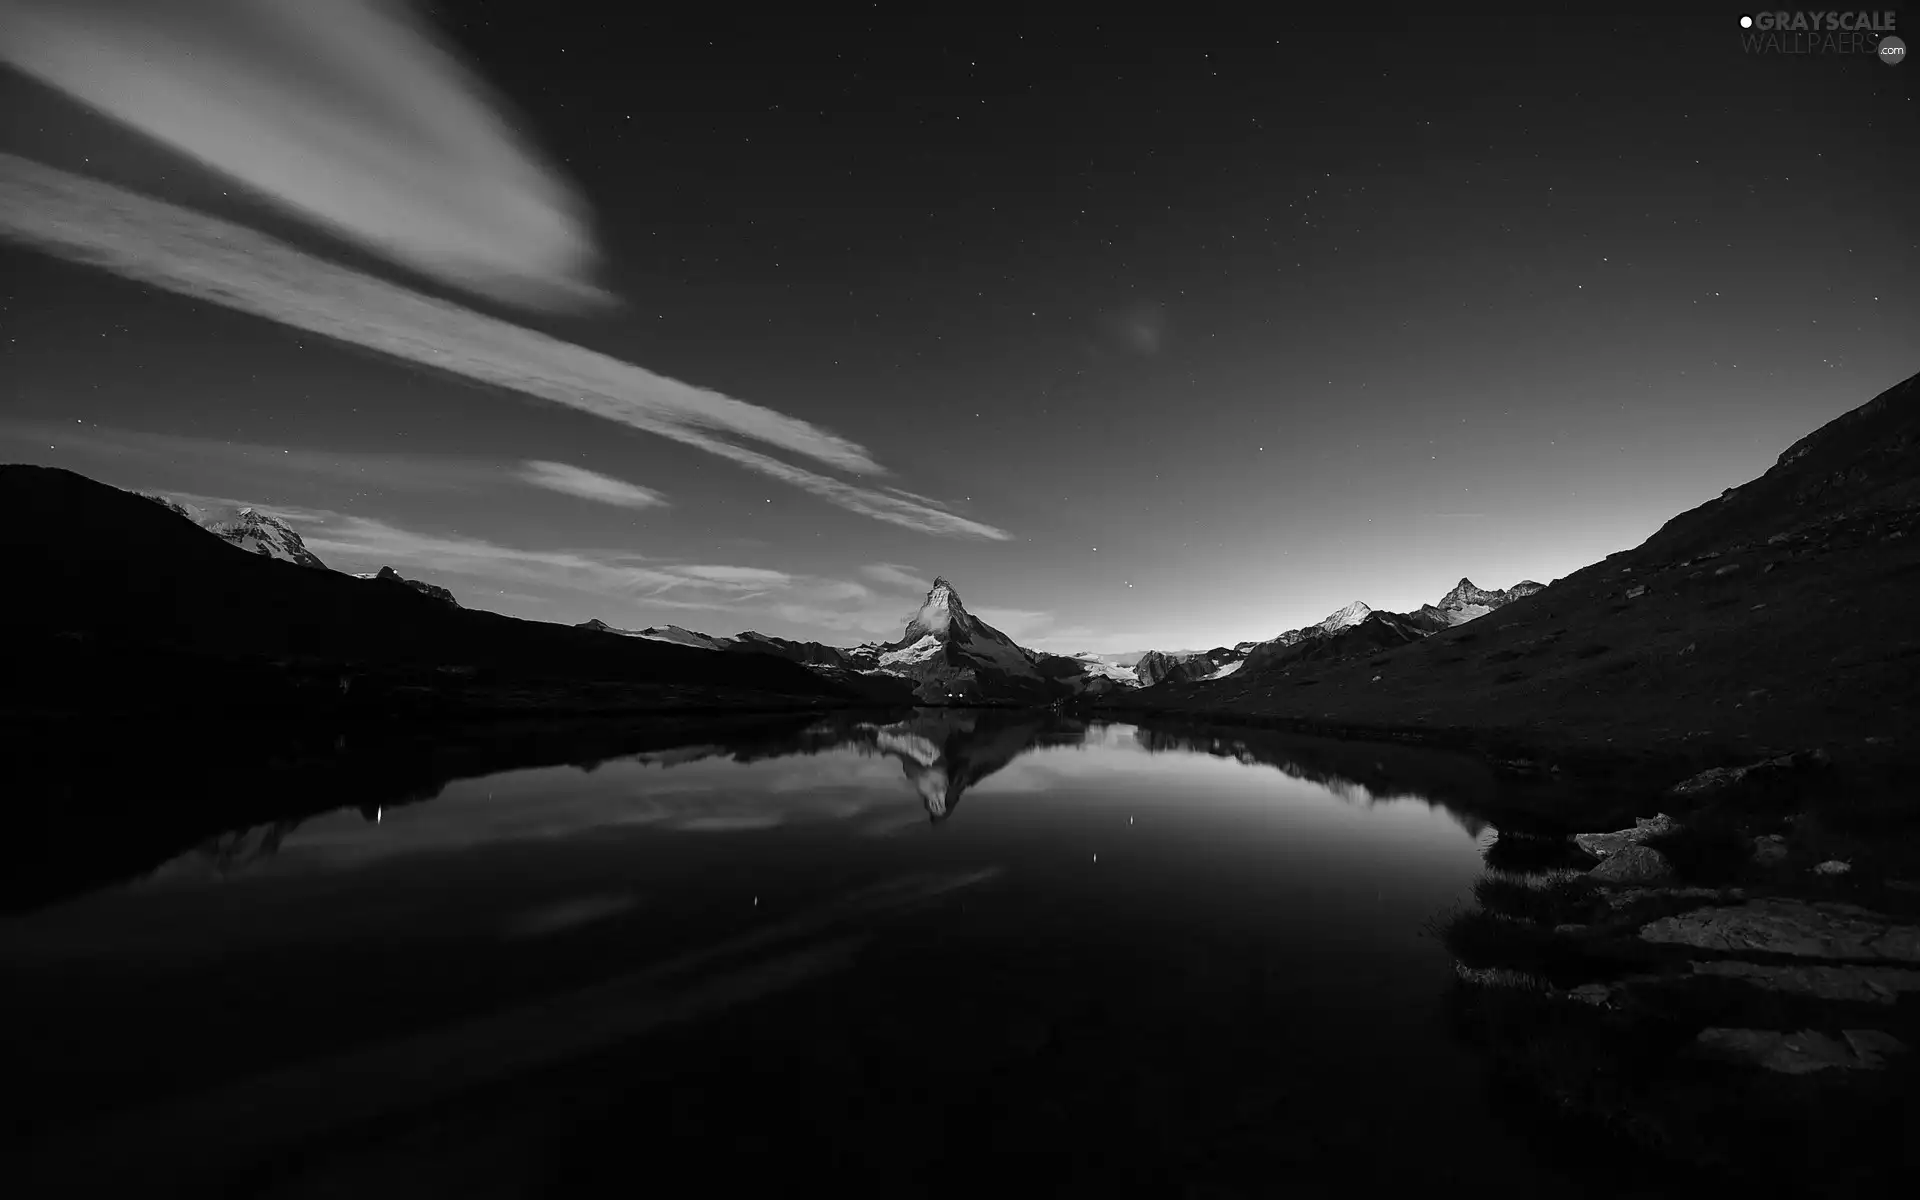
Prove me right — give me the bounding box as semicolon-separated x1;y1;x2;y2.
1114;368;1920;780
1;465;857;721
359;565;458;607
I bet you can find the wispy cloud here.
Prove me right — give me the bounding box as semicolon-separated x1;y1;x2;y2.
860;563;928;590
686;435;1009;541
0;154;1011;540
290;512;693;595
268;506;899;633
0;0;602;310
518;460;666;509
672;565;793;587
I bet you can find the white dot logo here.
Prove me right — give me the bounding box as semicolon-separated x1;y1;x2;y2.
1739;14;1753;28
1879;36;1907;65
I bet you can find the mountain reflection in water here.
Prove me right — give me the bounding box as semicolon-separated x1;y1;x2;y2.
126;710;1494;886
3;708;1639;1197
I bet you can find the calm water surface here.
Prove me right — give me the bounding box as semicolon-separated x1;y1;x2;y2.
4;711;1613;1196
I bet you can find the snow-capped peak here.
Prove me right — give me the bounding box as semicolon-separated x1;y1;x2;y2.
143;492;327;569
211;508;328;569
1316;600;1373;634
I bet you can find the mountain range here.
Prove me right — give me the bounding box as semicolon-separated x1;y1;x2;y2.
562;568;1550;703
1129;579;1544;689
4;367;1915;757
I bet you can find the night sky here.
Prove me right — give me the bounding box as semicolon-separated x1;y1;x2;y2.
1;5;1914;653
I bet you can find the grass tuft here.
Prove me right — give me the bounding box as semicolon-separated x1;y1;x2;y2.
1472;873;1597;926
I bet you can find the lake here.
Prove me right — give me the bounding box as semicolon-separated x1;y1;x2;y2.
3;709;1646;1196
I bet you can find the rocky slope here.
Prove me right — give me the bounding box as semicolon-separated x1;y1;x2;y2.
575;620;738;652
1111;368;1920;777
1136;647;1248;687
357;566;458;607
1406;578;1545;632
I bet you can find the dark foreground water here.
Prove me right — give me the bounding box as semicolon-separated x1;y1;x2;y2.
3;710;1637;1196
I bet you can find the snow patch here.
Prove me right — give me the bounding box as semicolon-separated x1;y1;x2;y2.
878;634;944;669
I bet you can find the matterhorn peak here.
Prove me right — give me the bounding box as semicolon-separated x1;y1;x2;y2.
908;576;966;637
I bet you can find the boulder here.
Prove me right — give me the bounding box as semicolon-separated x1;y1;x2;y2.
1640;899;1920;962
1589;844;1676;885
1573;812;1679;859
1566;982;1614;1006
1751;834;1790;866
1813;859;1853;876
1668;749;1831;797
1689;960;1920;1005
1693;1028;1905;1074
1844;1029;1909;1069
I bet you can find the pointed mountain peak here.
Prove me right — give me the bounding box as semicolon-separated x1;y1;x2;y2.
1438;578;1505;610
905;576;969;639
1316;600;1373;633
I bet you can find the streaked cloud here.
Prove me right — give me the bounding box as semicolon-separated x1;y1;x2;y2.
286;511;693;595
686;434;1010;541
517;460;666;509
672;565;792;587
860;563;928;590
0;154;1010;540
0;0;602;310
257;505;901;633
